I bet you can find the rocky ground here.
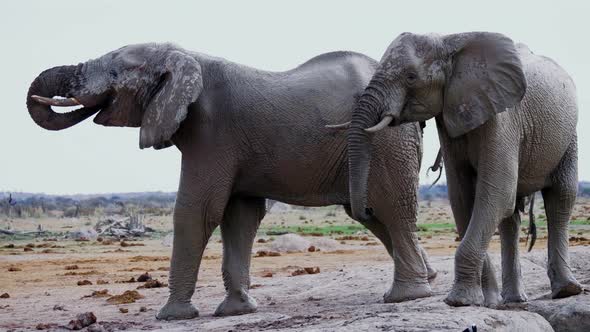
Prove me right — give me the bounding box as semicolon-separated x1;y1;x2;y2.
1;202;589;331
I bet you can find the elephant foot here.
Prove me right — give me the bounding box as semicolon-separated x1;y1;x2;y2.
501;286;528;304
502;292;528;304
483;285;501;307
551;280;583;299
444;283;484;307
156;301;199;321
384;281;432;303
214;290;257;316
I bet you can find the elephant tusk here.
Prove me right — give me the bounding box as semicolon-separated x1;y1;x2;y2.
325;121;351;130
31;95;82;107
364;115;393;133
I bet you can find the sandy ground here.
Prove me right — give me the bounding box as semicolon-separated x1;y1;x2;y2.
1;202;589;331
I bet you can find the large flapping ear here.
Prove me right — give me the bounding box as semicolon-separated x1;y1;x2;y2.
139;50;203;149
442;32;526;137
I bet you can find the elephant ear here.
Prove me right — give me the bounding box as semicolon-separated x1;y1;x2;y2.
139;50;203;149
442;32;526;137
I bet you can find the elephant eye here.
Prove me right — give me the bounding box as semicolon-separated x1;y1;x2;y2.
406;72;418;85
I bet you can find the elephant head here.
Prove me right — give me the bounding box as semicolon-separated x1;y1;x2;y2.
338;32;526;221
26;43;203;149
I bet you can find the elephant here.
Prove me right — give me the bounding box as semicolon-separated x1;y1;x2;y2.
332;31;582;306
26;43;435;320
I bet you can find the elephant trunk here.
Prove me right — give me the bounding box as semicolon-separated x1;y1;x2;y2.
27;65;99;130
347;82;386;222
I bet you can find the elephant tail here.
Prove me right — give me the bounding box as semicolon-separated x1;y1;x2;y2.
525;193;537;252
427;149;443;189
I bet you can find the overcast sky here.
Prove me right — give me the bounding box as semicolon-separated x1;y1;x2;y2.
1;0;588;194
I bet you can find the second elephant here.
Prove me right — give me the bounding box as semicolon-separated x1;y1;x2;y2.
338;31;582;306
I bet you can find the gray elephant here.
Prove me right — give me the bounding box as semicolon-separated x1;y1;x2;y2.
26;43;435;320
332;32;582;306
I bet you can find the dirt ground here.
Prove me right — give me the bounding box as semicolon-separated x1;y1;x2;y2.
1;201;589;331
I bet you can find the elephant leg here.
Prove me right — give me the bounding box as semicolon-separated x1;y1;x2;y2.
214;196;266;316
542;140;582;298
349;202;431;302
445;157;517;307
350;209;437;284
345;205;394;258
157;166;231;320
499;212;527;303
382;217;431;302
444;162;500;306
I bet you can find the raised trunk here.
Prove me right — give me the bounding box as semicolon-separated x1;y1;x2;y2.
27;65;99;130
347;87;383;222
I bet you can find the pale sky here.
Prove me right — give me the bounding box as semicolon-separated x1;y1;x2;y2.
1;0;588;194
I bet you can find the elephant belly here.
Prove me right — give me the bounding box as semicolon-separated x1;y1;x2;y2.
234;156;350;207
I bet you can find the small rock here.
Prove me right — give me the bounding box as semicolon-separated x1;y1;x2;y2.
304;267;320;274
106;290;144;304
87;324;105;332
53;304;65;311
67;312;97;330
8;267;21;272
36;323;58;330
257;238;267;243
77;280;92;286
137;272;151;282
292;267;321;276
137;279;166;289
255;250;281;257
0;293;9;299
83;289;110;298
139;306;147;312
119;307;128;313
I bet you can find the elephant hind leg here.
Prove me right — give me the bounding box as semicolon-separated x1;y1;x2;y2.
214;196;266;316
499;212;527;303
345;205;437;285
346;205;432;302
542;139;582;299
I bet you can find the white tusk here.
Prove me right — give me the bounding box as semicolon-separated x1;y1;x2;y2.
364;115;393;133
325;121;351;130
31;95;82;107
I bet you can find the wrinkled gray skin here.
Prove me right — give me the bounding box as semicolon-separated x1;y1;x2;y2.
343;32;582;307
26;43;435;320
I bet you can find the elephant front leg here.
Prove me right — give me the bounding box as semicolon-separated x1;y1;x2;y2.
156;200;219;320
156;165;231;321
444;160;500;306
383;218;432;303
445;165;517;307
214;197;266;316
499;213;527;303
